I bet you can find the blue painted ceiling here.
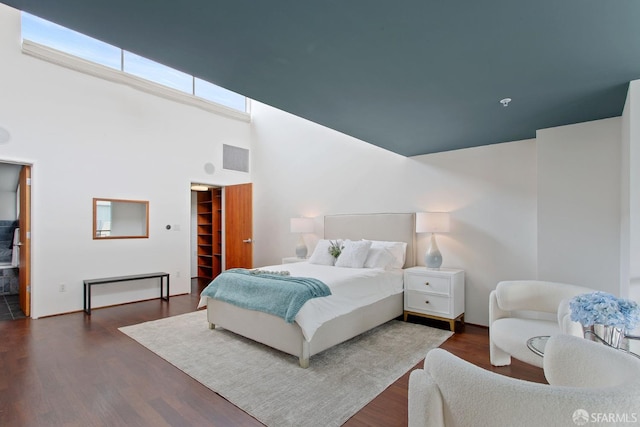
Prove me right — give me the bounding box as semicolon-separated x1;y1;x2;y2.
3;1;640;156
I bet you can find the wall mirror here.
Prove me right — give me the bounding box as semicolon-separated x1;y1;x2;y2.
93;198;149;239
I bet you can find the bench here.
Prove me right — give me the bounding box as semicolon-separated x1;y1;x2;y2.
83;272;170;315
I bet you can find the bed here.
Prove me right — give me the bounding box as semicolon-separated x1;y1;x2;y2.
200;213;416;367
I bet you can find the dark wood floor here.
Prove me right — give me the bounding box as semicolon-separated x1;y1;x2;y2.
0;281;546;426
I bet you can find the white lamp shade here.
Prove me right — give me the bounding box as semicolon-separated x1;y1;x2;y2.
416;212;450;233
290;217;314;233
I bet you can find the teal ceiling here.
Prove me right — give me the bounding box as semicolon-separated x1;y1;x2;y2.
3;1;640;156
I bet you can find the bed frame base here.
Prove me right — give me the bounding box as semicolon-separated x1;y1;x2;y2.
207;293;403;368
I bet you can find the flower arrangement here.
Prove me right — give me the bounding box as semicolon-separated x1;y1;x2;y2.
328;240;344;258
618;298;640;330
569;291;640;330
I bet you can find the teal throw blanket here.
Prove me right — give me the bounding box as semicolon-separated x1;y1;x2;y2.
201;269;331;323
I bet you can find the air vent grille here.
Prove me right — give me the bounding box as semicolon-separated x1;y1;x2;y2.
223;144;249;173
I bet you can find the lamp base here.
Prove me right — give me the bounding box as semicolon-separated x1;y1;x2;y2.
425;233;443;269
295;245;308;258
295;235;308;258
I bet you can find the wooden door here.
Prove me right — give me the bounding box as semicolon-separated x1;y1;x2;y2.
225;183;253;269
18;165;31;316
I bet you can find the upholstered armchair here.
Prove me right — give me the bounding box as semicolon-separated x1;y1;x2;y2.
408;334;640;427
489;280;594;367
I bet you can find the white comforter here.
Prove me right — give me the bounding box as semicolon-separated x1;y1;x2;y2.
199;262;404;341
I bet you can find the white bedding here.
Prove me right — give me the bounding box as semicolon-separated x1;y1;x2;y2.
199;262;404;341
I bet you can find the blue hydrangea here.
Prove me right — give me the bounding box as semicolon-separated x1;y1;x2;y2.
569;292;640;329
617;298;640;330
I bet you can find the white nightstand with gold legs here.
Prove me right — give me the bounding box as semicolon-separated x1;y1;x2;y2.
403;267;465;332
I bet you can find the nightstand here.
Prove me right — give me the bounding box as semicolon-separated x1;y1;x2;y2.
403;267;465;331
282;257;308;264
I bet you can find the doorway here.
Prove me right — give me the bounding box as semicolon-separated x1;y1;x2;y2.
191;185;223;287
190;182;253;287
0;161;31;320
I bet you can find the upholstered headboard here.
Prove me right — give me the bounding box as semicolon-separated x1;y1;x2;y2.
323;213;416;268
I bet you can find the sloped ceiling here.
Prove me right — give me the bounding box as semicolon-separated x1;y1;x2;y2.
2;1;640;156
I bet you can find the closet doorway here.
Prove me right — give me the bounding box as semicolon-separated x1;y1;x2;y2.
190;183;253;287
0;161;31;320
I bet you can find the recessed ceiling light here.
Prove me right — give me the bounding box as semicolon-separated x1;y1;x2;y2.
500;98;512;107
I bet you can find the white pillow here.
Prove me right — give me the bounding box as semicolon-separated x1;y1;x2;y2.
335;240;372;268
365;240;407;269
308;239;339;265
364;246;397;269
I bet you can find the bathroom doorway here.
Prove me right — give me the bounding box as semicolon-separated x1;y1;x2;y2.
0;161;31;320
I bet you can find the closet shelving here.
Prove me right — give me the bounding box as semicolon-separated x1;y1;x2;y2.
196;188;222;280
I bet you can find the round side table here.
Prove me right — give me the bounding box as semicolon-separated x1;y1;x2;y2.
526;335;550;357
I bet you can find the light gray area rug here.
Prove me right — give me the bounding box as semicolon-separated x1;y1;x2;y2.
119;310;452;427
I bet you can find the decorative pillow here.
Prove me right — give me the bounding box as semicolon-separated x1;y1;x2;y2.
335;240;372;268
365;240;407;269
308;239;339;265
364;246;397;269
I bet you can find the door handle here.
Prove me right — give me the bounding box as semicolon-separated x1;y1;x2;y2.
242;238;253;243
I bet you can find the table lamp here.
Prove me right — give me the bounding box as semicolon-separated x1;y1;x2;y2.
290;217;314;258
416;212;450;269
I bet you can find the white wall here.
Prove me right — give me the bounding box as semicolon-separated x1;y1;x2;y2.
621;85;631;298
0;191;16;219
537;118;621;293
251;102;538;325
623;80;640;302
0;4;251;317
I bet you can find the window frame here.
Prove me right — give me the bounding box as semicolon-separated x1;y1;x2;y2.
20;13;250;121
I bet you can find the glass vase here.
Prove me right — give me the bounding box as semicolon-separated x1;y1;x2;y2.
582;325;597;341
601;325;624;349
582;324;625;348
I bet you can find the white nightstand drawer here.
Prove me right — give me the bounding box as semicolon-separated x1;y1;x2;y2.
406;291;451;316
405;274;451;295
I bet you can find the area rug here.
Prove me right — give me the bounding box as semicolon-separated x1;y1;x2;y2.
119;310;452;427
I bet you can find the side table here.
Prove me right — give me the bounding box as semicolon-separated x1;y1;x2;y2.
526;335;550;357
403;267;465;331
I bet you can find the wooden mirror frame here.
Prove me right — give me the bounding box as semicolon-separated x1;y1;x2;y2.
93;198;149;239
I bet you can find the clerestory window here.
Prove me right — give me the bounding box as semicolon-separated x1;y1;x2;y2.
21;12;249;116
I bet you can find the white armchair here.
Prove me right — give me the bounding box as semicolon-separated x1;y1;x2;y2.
489;280;593;367
408;334;640;427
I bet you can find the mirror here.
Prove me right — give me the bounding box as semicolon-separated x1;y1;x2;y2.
93;198;149;239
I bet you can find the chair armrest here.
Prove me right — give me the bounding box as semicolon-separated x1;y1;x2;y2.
424;347;640;426
557;298;583;336
544;334;640;388
408;369;444;427
489;290;510;324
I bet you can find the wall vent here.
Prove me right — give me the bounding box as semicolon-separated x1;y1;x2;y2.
223;144;249;173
